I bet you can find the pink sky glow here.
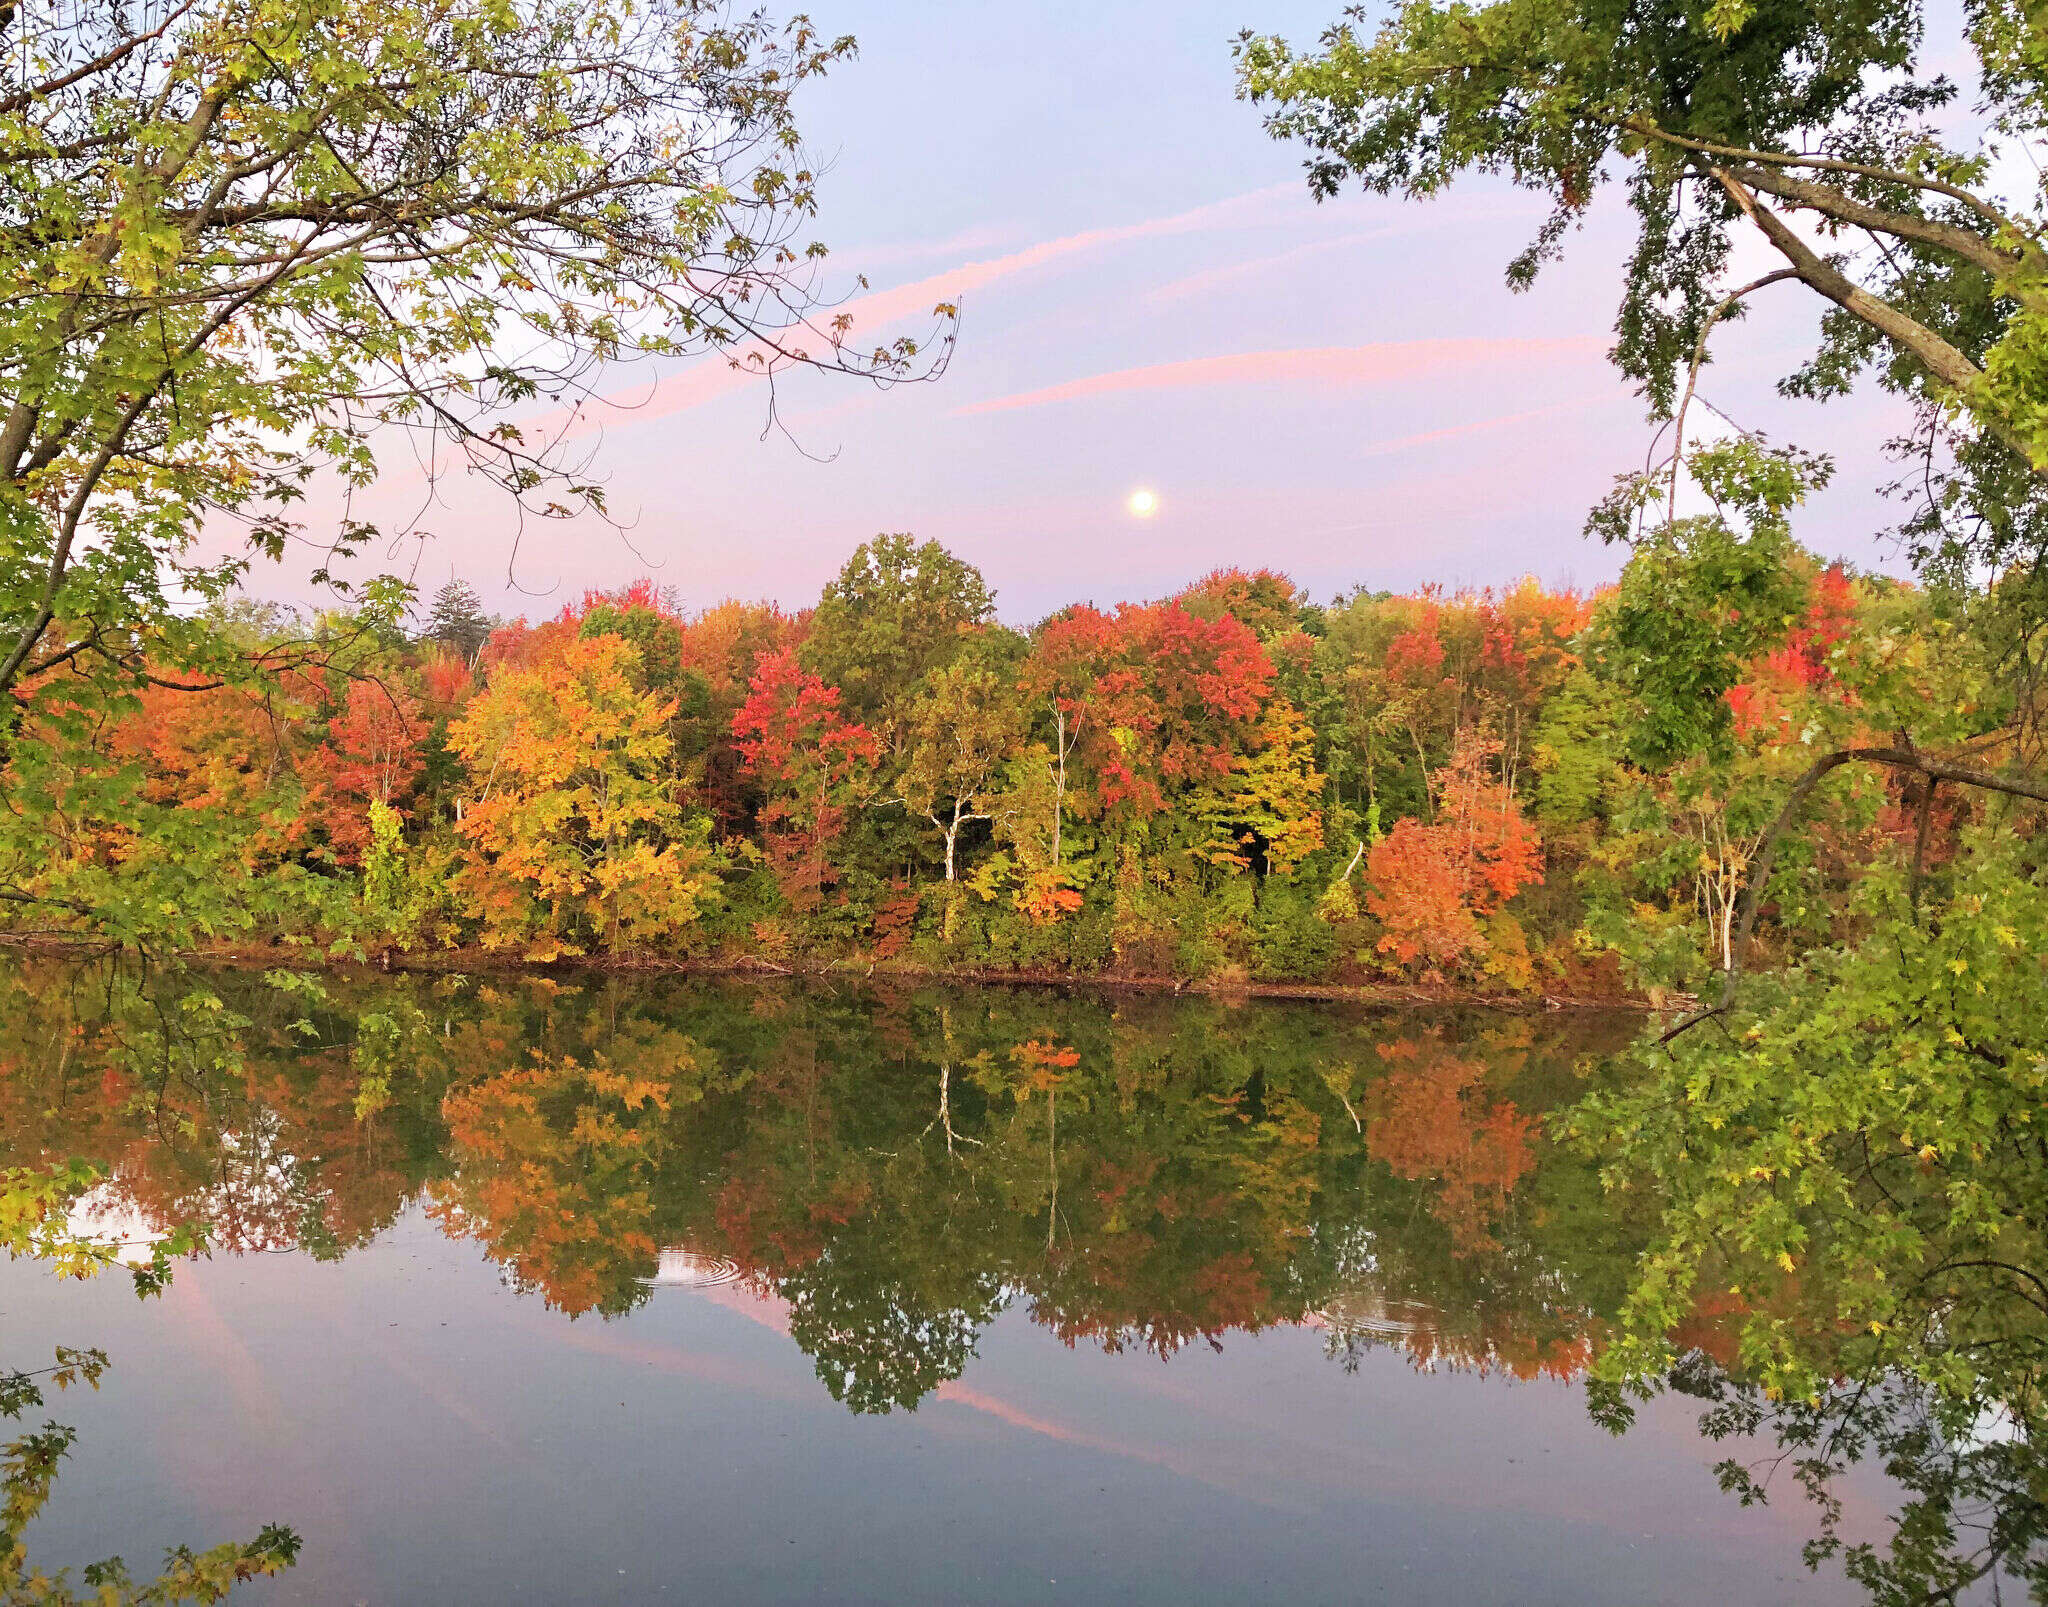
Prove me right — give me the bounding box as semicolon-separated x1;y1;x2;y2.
238;0;1918;627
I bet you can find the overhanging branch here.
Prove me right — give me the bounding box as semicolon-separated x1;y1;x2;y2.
1660;745;2048;1045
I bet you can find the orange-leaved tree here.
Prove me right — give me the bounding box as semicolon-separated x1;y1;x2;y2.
1366;732;1543;980
430;1052;690;1317
448;635;719;957
1365;1040;1536;1256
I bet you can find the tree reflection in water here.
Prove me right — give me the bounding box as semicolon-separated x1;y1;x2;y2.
0;958;2041;1602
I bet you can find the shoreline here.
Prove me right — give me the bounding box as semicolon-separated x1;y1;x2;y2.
3;935;1662;1014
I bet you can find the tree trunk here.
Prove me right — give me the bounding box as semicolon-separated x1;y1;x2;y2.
1051;703;1068;869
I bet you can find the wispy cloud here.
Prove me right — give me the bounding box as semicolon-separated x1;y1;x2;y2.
1142;199;1547;308
1352;392;1625;458
694;1282;1274;1497
835;183;1295;323
558;185;1300;437
1143;230;1391;307
949;337;1604;417
830;221;1022;272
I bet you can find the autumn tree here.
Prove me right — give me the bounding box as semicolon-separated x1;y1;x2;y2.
803;535;996;731
431;1052;690;1318
1367;1043;1536;1256
0;0;945;954
1087;602;1276;822
1026;601;1277;828
574;587;717;776
671;599;804;832
577;592;687;700
1367;732;1543;981
1195;699;1327;877
1174;567;1309;642
676;600;805;704
1475;580;1591;790
731;648;880;914
1016;606;1116;877
108;679;304;829
1006;600;1287;943
306;678;429;864
449;636;718;958
1317;589;1478;826
0;605;406;950
898;641;1030;883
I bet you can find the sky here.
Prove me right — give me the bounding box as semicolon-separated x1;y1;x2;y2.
303;0;1925;627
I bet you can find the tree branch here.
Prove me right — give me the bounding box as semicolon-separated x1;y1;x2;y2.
1707;168;2031;465
1660;746;2048;1045
1728;163;2026;285
1623;117;2039;251
1667;268;1800;514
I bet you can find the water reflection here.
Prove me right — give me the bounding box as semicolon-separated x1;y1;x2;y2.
2;965;1634;1369
0;960;2038;1602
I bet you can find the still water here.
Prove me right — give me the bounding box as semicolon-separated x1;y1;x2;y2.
0;967;1898;1603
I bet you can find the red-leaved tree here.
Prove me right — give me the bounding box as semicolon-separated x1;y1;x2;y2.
1025;600;1276;822
305;679;428;864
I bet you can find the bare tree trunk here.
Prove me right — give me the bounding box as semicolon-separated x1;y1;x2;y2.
1051;702;1069;869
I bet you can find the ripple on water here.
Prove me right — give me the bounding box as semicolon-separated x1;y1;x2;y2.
645;1247;743;1289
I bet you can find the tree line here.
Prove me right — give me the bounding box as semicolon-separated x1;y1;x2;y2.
5;498;2021;997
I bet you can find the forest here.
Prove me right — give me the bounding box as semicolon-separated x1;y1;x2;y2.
5;483;2036;1006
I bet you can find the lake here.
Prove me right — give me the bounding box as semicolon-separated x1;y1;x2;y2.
0;965;1903;1603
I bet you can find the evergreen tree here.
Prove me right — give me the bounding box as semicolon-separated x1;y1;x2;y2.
422;581;495;665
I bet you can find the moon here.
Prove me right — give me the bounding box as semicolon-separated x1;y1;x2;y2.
1127;488;1160;518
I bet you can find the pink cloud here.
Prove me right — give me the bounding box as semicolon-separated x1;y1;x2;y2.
1143;230;1390;307
949;337;1606;417
835;183;1292;324
1142;200;1546;307
836;221;1023;271
165;1273;289;1435
1352;392;1628;458
552;184;1299;439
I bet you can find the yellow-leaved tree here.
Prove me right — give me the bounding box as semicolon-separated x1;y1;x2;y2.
449;636;720;958
1195;699;1327;876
